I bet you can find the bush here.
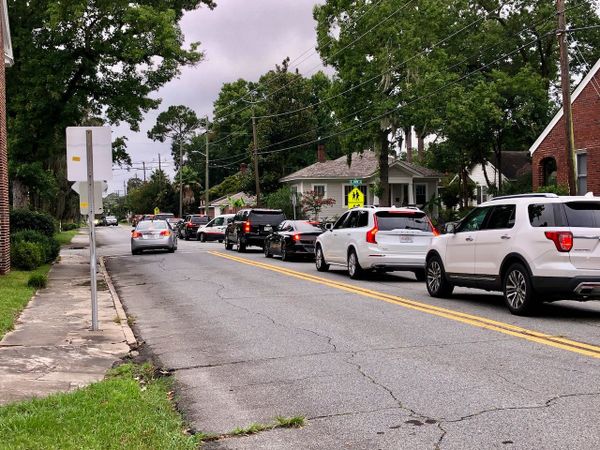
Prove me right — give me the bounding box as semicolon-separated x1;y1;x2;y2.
11;230;60;263
10;209;57;235
61;223;79;231
27;273;48;289
536;184;570;196
11;241;44;270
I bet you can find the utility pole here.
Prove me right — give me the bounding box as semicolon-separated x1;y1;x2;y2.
0;1;10;274
251;108;261;207
179;140;183;218
123;180;127;196
142;161;147;183
158;153;162;171
205;116;210;217
557;0;577;195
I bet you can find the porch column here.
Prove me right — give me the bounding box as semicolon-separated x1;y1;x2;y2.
408;181;414;204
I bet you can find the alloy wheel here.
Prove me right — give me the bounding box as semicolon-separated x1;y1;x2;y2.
506;269;527;309
348;253;357;277
427;260;442;293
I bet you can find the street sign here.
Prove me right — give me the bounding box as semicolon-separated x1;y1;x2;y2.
72;181;104;215
350;179;362;187
154;207;160;215
66;127;113;181
348;187;365;209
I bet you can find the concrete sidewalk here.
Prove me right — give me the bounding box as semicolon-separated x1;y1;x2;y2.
0;231;135;405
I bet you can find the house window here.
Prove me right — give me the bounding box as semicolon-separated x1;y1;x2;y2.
344;185;368;206
476;185;488;205
313;184;326;197
542;157;557;186
577;152;587;194
415;184;427;206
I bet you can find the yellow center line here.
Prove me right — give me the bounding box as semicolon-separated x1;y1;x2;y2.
208;250;600;359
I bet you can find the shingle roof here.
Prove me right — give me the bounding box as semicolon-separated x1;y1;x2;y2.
280;151;441;181
496;151;531;179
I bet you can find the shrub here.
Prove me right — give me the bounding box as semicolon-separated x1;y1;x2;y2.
536;184;570;196
11;241;44;270
10;230;60;263
61;223;79;231
10;209;57;235
27;273;48;289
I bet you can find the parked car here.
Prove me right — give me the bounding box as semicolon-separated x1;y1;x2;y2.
101;215;118;226
131;220;177;255
224;208;286;252
154;212;175;221
179;214;210;240
315;206;437;280
264;220;324;260
426;193;600;315
197;214;235;242
166;217;182;231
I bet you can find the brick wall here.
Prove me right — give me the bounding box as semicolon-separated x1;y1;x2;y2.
0;19;9;275
532;71;600;194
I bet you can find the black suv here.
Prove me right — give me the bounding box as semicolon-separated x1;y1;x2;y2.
179;214;210;240
224;209;286;252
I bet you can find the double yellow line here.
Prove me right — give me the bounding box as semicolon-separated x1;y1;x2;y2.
209;251;600;359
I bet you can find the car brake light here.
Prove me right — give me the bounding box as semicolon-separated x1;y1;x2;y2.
427;218;440;236
366;215;378;244
186;222;193;228
160;230;171;237
132;231;142;238
545;231;573;252
293;234;301;241
244;221;251;233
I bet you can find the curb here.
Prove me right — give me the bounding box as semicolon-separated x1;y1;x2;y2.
99;256;138;348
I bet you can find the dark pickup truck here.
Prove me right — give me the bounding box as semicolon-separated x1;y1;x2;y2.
224;208;286;252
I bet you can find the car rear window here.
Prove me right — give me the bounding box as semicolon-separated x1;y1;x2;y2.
191;216;208;224
248;211;285;225
564;202;600;228
137;221;167;230
375;211;431;232
294;222;323;232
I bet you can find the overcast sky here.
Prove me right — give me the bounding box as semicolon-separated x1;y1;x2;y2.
110;0;327;194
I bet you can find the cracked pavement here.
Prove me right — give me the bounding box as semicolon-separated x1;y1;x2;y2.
99;226;600;449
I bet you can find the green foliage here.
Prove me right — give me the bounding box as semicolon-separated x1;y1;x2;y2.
11;241;44;270
27;273;48;289
536;184;570;196
208;171;254;199
61;223;79;231
126;170;178;214
263;186;300;219
10;209;57;235
11;230;60;263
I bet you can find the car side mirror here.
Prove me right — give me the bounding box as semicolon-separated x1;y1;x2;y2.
325;223;333;231
445;223;456;234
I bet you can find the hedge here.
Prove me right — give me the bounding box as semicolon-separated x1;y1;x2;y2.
10;209;57;236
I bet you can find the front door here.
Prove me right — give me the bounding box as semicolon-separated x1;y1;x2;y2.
474;204;516;277
445;207;491;275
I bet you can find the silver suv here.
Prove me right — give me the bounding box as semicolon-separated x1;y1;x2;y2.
425;193;600;315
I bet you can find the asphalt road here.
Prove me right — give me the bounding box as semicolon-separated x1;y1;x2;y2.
98;225;600;449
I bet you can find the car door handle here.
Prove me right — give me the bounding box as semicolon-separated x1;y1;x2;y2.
501;235;511;240
465;237;474;242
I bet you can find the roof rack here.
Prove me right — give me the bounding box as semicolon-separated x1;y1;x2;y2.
489;193;559;201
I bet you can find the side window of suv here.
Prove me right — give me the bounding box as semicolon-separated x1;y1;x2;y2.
345;211;360;228
483;205;516;230
457;207;491;232
357;211;369;228
333;212;350;230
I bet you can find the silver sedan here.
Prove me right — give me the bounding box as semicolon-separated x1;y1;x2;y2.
131;220;178;255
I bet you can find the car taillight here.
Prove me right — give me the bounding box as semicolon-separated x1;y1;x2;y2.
428;218;440;236
244;221;251;233
293;234;301;241
160;230;170;237
366;215;379;244
132;231;142;238
186;222;194;228
545;231;573;252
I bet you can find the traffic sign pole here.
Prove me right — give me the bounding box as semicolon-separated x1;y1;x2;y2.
86;130;99;331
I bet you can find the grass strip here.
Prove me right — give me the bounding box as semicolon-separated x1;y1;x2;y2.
55;229;79;246
0;363;199;450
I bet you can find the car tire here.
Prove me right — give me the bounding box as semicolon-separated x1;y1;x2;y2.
131;249;140;255
414;269;426;282
236;235;246;253
218;240;223;243
503;263;538;316
224;238;233;250
315;246;329;272
168;246;175;253
426;256;454;298
184;231;189;241
264;242;272;258
281;244;290;262
199;233;206;243
347;250;365;279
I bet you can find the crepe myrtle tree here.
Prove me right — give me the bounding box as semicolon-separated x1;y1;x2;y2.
301;190;336;221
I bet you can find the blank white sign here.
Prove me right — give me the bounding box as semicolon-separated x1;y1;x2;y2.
66;127;113;181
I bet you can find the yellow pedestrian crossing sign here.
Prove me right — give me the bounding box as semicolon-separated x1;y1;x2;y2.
348;187;364;209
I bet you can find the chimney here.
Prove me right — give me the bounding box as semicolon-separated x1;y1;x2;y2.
317;144;326;163
240;163;248;174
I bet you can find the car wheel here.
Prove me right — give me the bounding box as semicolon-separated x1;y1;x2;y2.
413;269;426;282
168;246;175;253
184;230;189;241
199;233;206;243
131;249;140;255
426;256;454;298
315;246;329;272
281;244;290;261
503;263;538;316
347;250;365;279
224;238;233;250
218;240;223;243
236;235;246;253
264;242;272;258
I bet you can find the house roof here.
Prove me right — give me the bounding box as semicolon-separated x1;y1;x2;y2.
280;151;441;182
529;57;600;155
494;151;531;179
210;192;256;207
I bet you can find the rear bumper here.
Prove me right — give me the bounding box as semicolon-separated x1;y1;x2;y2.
359;252;426;271
243;233;269;246
201;231;225;241
131;238;172;251
532;276;600;300
288;243;316;256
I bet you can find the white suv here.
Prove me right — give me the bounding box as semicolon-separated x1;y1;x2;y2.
315;207;437;279
425;193;600;315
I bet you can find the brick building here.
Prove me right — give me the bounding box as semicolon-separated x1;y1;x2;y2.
529;58;600;194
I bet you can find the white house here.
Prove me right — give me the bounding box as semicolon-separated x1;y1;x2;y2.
280;149;442;220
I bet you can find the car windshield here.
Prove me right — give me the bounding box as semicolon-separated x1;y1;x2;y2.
248;210;285;225
294;222;323;232
191;216;208;224
375;211;431;231
155;214;174;219
564;202;600;228
137;221;167;231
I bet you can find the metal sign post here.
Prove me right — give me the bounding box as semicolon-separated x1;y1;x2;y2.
291;193;297;220
86;130;98;331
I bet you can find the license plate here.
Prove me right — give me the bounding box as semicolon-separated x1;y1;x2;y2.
399;236;413;243
264;226;272;232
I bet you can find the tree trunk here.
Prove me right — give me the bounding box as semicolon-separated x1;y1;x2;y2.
481;160;492;188
404;126;413;163
494;146;502;192
417;133;425;160
12;178;29;209
378;130;390;207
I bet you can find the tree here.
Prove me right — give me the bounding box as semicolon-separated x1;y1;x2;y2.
7;0;215;216
148;105;204;216
301;190;336;221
